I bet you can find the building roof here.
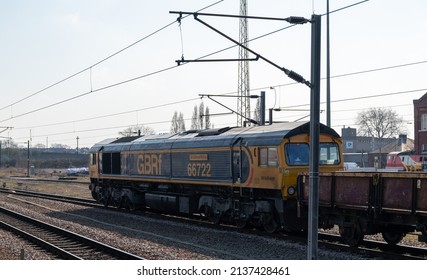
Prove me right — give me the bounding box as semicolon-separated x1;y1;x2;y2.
413;91;427;106
370;137;414;154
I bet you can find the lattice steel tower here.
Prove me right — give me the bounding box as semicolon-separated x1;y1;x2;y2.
237;0;250;126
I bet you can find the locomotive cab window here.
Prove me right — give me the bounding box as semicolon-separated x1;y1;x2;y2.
259;147;278;167
285;142;341;166
319;143;340;165
285;143;309;166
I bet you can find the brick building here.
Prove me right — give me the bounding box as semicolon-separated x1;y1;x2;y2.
413;92;427;154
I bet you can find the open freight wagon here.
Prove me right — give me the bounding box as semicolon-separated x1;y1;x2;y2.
298;172;427;246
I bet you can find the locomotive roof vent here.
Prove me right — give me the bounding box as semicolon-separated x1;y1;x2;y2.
197;127;231;137
111;136;140;144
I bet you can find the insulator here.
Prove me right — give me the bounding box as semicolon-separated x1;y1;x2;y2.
285;16;309;24
287;70;306;84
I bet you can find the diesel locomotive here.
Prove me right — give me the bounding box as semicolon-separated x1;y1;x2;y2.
89;121;343;233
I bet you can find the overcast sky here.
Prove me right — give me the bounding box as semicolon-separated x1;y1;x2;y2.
1;0;426;148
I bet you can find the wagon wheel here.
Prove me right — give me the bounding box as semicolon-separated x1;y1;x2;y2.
339;223;364;247
262;213;279;233
381;226;404;245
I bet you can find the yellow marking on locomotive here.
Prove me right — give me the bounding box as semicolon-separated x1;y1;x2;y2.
189;154;208;161
137;153;163;175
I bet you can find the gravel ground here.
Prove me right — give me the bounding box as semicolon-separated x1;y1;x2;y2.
0;194;369;260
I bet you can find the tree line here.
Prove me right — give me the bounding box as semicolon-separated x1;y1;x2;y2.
120;101;211;136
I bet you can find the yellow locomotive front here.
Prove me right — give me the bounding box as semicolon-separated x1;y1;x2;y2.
280;132;342;200
238;124;342;231
243;125;343;199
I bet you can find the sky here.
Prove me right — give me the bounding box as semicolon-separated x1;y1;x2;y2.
0;0;426;149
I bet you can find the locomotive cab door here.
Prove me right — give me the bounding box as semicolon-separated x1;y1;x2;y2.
232;138;250;185
89;146;103;179
98;146;104;174
232;137;242;184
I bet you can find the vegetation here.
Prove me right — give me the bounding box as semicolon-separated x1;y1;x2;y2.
118;125;155;137
190;101;211;130
170;111;186;133
356;107;405;138
0;146;88;169
356;107;405;168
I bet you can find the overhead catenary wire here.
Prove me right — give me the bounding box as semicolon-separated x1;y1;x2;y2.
216;59;427;96
0;64;181;123
15;97;200;130
13;86;425;145
0;0;224;113
1;0;373;125
280;88;427;110
9;60;427;134
2;0;368;120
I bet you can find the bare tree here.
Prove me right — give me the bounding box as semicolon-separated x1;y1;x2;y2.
178;112;186;131
205;107;211;129
356;107;405;138
190;102;211;130
119;125;155;137
170;111;186;133
199;101;204;130
171;111;179;133
190;105;199;130
356;107;405;168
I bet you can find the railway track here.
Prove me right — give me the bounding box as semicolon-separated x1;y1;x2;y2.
318;232;427;260
2;186;427;259
0;187;98;207
0;206;143;260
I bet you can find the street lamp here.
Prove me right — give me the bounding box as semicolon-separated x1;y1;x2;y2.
27;140;30;177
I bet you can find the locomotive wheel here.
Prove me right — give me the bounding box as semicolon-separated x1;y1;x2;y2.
122;195;135;211
209;212;221;224
262;213;279;233
381;227;404;245
91;191;98;200
203;206;221;224
97;192;109;207
339;224;364;247
235;218;248;229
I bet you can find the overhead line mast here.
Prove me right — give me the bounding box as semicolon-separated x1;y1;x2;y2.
237;0;250;127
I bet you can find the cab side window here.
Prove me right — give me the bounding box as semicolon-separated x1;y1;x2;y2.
259;147;278;167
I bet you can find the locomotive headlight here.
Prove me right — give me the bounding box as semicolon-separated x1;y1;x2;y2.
287;186;296;196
